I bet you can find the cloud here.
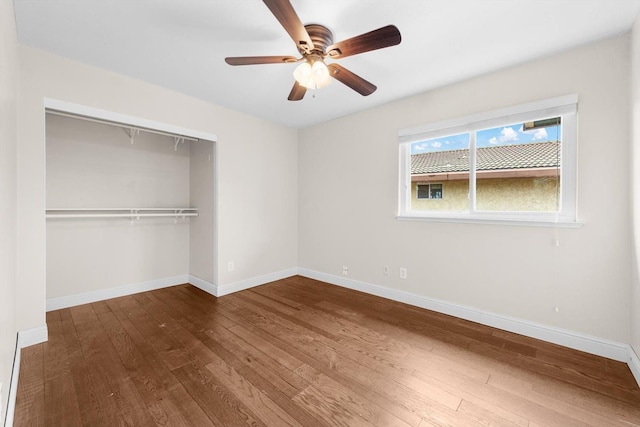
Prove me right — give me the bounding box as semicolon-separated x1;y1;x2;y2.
519;126;548;141
413;143;429;152
532;128;547;140
431;141;442;148
499;127;519;142
489;127;519;145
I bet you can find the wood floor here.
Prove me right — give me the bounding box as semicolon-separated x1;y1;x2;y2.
13;276;640;426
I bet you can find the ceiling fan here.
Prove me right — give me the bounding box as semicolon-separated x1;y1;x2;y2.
225;0;402;101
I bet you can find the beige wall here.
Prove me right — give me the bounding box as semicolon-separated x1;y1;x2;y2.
299;35;631;343
190;138;215;284
17;45;299;332
411;177;559;212
0;0;19;421
631;15;640;362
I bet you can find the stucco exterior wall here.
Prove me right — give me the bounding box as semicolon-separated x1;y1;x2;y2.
411;176;559;211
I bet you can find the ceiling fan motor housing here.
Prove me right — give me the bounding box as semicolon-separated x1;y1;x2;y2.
302;24;334;55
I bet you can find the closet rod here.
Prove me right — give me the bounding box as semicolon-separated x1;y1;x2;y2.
47;208;198;212
46;213;199;219
46;110;200;143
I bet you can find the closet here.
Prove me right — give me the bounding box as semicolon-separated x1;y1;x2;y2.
45;111;215;306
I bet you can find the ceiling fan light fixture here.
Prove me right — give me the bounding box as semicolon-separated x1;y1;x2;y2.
293;57;331;90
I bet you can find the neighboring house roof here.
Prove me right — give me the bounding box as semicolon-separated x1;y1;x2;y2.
411;141;561;175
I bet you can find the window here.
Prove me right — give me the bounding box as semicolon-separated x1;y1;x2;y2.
417;183;443;199
398;95;578;226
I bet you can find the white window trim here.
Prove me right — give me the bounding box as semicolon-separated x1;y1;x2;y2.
397;94;581;228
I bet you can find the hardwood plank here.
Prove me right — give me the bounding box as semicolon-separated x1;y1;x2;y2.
94;304;213;426
203;350;302;427
43;310;83;426
105;298;215;426
69;303;156;426
294;363;412;427
213;297;424;426
218;292;462;424
224;292;465;413
148;287;311;399
204;337;326;427
14;278;640;426
172;361;262;426
14;344;45;426
457;399;526;427
146;287;330;427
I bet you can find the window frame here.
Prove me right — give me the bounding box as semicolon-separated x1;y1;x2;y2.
397;95;580;227
416;182;444;200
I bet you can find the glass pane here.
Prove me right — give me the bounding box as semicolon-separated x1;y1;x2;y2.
475;118;561;212
410;133;470;211
430;184;443;199
416;185;430;199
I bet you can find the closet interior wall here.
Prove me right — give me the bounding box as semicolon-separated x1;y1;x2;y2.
45;113;214;301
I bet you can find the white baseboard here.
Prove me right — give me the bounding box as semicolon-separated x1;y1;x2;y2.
46;275;189;311
216;268;299;297
5;326;48;426
17;325;48;349
629;346;640;387
188;274;218;297
297;268;631;363
5;339;20;427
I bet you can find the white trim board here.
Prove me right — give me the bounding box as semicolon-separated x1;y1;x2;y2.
189;268;299;298
17;325;48;349
46;275;189;311
217;268;299;297
629;347;640;387
188;274;218;297
5;326;49;425
297;268;631;363
5;340;20;427
45;269;300;312
43;98;217;142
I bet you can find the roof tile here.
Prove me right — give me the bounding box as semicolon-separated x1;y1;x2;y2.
411;141;560;175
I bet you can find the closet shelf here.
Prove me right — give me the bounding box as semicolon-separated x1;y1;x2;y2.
46;208;198;220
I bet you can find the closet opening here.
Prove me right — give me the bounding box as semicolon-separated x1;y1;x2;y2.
44;103;216;310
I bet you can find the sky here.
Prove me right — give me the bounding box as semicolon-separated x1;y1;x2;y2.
411;121;561;154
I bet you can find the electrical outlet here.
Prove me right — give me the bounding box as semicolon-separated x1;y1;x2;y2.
342;265;349;276
227;261;234;272
383;266;390;276
399;267;407;279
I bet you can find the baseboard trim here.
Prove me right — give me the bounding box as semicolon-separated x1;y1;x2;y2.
46;275;189;311
297;268;631;363
217;268;299;297
17;325;48;349
4;337;20;427
188;274;217;297
629;346;640;386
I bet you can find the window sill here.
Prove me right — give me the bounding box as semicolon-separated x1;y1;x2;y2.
396;214;584;228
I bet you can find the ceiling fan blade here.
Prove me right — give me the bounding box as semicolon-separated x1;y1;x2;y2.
326;25;401;59
288;81;307;101
263;0;314;53
328;63;376;96
225;56;297;66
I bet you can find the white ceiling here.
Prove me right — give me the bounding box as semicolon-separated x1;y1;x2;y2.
13;0;640;129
